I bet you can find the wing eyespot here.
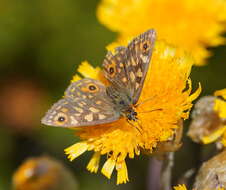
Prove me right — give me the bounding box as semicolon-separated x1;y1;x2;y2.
143;43;148;50
81;83;99;93
54;113;68;125
58;116;65;122
142;41;151;54
88;85;96;91
109;67;115;74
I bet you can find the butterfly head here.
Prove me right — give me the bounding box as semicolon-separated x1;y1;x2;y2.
125;107;138;121
41;99;71;127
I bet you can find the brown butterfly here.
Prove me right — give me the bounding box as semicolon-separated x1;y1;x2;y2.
41;29;156;127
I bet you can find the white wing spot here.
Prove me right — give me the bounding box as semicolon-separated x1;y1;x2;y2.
98;114;106;120
78;103;84;107
96;101;102;105
70;116;78;125
61;108;68;113
81;101;87;105
130;72;136;82
56;106;61;110
84;113;93;122
89;107;100;113
122;77;127;82
137;68;143;77
140;54;148;63
131;57;137;66
74;107;83;113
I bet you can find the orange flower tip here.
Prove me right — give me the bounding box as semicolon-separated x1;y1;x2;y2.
101;158;116;179
86;152;101;173
173;184;187;190
116;161;129;185
64;142;88;161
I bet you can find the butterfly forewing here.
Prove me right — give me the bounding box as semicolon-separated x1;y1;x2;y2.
125;29;156;104
102;47;130;91
41;78;120;127
102;29;156;105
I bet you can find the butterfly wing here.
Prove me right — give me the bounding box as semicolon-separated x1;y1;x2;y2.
41;78;120;127
102;46;129;91
125;29;156;104
102;29;156;104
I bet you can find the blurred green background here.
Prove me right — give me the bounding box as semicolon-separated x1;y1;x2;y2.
0;0;225;190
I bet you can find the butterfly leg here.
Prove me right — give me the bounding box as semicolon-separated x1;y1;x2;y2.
126;119;143;134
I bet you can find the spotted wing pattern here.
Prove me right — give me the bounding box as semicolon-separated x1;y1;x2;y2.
102;29;156;104
126;29;156;104
102;46;128;91
41;78;120;127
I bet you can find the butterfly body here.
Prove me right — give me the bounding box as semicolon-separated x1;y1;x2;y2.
41;29;156;128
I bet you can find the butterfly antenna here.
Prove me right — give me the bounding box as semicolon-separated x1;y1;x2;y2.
135;96;157;108
138;108;163;114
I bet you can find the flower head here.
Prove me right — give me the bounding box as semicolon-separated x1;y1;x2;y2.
173;184;187;190
188;89;226;146
193;150;226;190
65;40;201;184
97;0;226;65
12;156;78;190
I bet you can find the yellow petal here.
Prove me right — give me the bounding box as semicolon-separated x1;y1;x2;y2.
202;125;226;144
173;184;187;190
71;74;82;83
116;161;129;185
86;152;101;173
214;88;226;100
188;82;202;103
221;128;226;147
77;61;101;79
101;157;116;179
214;99;226;119
64;142;88;161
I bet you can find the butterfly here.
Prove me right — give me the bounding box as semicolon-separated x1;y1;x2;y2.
41;29;156;128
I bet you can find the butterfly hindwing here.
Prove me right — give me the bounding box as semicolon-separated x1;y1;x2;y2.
41;78;120;127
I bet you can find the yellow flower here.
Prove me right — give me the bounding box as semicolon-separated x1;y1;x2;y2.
12;156;78;190
65;41;201;184
202;88;226;146
97;0;226;65
173;184;225;190
173;184;187;190
188;88;226;146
